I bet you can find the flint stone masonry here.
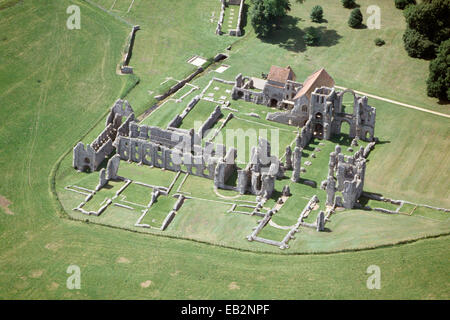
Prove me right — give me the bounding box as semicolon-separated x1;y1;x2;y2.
229;0;245;36
291;147;302;182
316;211;325;231
198;105;222;139
96;169;107;191
325;144;368;209
107;155;121;180
234;67;376;143
129;122;194;150
237;138;282;199
168;95;202;129
120;25;140;74
155;68;204;101
117;135;219;180
216;0;226;35
216;1;245;37
173;195;186;211
285;146;293;170
73;99;135;172
161;210;176;231
247;210;273;241
282;185;291;197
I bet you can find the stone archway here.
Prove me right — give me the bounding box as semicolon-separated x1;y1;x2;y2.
364;130;374;141
314;123;324;139
339;120;351;136
339;89;356;115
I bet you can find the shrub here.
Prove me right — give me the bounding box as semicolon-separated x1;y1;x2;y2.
342;0;357;9
402;27;436;59
304;27;320;46
348;8;363;28
426;39;450;100
374;38;386;46
310;5;323;22
395;0;416;10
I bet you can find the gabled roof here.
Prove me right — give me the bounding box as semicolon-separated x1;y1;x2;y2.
267;65;296;84
294;68;335;100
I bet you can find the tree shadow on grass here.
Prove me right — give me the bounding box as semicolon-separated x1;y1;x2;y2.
437;98;449;106
239;3;249;36
259;16;307;53
260;16;342;52
307;26;343;47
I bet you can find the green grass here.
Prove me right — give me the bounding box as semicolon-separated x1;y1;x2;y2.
142;195;177;228
119;183;153;207
180;100;220;130
221;0;449;115
117;162;177;188
0;0;449;299
221;4;239;34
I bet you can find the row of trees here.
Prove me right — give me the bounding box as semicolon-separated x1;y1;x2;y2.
401;0;449;100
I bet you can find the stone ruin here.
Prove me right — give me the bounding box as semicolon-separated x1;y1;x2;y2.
73;99;135;172
73;97;286;200
236;138;284;198
304;87;376;142
232;67;377;143
322;145;367;209
216;0;245;37
120;25;140;74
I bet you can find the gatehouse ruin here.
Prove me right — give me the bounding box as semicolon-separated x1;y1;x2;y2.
232;67;376;142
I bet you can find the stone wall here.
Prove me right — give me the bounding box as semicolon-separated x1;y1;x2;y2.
155;69;204;101
324;145;368;209
120;25;140;74
198;105;222;139
73;99;135;172
116;135;218;180
129;122;194;150
232;74;267;105
167;95;201;129
216;0;226;35
229;0;245;37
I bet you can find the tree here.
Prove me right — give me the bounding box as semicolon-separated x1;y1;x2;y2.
395;0;416;10
310;5;323;22
250;0;305;37
348;8;363;28
426;39;450;100
250;1;272;37
402;0;450;59
402;27;436;58
342;0;357;9
304;27;320;45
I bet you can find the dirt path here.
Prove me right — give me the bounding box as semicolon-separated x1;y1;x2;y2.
335;85;450;119
0;195;14;215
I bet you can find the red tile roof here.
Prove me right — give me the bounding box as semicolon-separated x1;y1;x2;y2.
294;68;334;100
267;65;296;84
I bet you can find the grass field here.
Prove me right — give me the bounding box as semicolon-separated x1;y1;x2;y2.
0;0;449;299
